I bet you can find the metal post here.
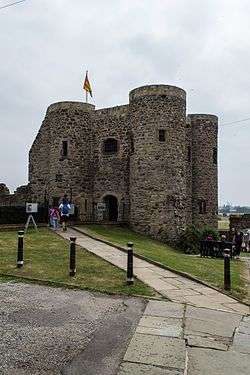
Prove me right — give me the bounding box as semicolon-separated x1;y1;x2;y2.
224;248;231;291
17;230;24;268
69;237;76;276
127;242;134;285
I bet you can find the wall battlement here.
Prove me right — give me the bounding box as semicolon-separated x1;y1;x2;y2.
129;84;186;102
47;102;95;114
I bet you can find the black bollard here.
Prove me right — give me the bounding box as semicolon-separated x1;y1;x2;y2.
224;248;231;291
127;242;134;285
69;237;76;277
17;230;24;268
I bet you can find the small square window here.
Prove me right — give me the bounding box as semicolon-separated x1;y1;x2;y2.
159;129;166;142
104;138;118;153
55;174;62;182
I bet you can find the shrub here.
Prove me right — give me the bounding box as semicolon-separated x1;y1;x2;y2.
178;225;201;254
201;226;219;241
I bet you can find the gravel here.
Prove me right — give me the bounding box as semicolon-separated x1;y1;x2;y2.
0;282;146;375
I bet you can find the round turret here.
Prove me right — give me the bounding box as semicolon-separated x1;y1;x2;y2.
129;84;188;242
188;114;218;228
37;101;95;203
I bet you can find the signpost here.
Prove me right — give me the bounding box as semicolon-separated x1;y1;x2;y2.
24;203;38;233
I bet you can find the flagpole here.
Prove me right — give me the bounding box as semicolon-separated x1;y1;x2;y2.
86;70;88;103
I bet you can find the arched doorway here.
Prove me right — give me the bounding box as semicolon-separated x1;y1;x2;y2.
103;195;118;222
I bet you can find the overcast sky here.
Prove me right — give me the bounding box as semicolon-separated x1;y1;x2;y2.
0;0;250;205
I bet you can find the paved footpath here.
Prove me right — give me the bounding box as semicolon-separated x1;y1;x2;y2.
59;229;250;374
60;228;249;315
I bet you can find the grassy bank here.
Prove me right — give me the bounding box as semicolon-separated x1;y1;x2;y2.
0;229;155;297
81;225;248;302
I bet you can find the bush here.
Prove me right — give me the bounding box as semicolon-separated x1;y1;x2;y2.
178;225;220;254
178;225;201;254
200;226;219;241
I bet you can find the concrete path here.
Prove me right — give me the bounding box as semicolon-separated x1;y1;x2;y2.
59;228;249;315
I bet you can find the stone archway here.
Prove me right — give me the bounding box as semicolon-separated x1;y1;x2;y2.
103;195;118;222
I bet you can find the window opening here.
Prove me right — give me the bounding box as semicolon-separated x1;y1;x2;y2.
62;141;68;157
104;138;118;154
130;133;134;154
159;129;166;142
187;146;191;162
213;148;217;164
199;200;207;214
55;174;62;182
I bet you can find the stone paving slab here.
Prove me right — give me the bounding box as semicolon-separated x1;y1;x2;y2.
185;305;242;321
147;267;179;278
139;278;181;291
159;289;201;298
118;297;250;374
232;317;250;354
144;301;184;319
232;332;250;354
222;302;250;314
185;306;242;338
187;348;250;375
123;334;186;370
136;316;182;337
239;316;250;334
186;335;228;351
60;229;250;315
118;362;182;374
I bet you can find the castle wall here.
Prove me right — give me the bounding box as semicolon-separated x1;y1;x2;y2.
129;85;188;242
92;105;130;221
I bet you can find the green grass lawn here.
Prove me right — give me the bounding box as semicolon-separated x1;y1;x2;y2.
0;229;155;297
81;225;248;302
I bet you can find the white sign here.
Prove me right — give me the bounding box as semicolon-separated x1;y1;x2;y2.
69;204;75;215
26;203;38;214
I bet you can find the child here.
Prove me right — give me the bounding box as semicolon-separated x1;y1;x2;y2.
49;206;60;230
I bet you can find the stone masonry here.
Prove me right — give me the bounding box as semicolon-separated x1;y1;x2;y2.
29;84;218;241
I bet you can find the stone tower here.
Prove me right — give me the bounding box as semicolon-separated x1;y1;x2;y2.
188;114;218;228
129;85;187;241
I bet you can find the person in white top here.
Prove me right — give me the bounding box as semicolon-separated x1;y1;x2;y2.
59;195;71;232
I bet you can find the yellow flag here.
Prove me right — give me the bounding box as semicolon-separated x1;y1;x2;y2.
83;71;92;97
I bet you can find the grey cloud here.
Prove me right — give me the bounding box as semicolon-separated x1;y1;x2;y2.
0;0;250;204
